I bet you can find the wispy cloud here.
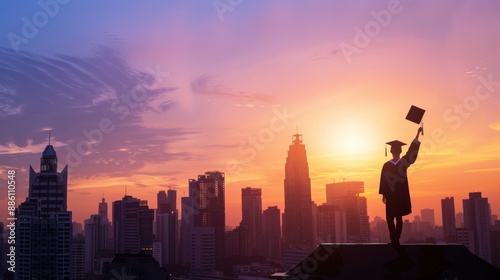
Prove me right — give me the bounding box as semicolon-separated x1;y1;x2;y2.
0;46;196;177
191;75;273;107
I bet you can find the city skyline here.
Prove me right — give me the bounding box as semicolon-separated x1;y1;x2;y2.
1;0;500;234
3;134;499;229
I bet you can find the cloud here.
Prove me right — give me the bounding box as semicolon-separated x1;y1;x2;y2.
464;167;500;173
190;75;273;106
490;122;500;131
310;49;341;61
0;46;196;177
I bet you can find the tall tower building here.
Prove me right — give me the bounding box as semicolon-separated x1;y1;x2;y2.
167;189;177;212
241;187;263;257
113;195;154;254
157;190;169;213
262;206;282;260
156;189;178;270
441;197;457;243
463;192;491;263
72;235;85;280
421;208;436;227
283;133;314;249
325;181;370;243
17;142;72;279
180;197;194;267
85;197;113;275
316;203;347;243
99;197;109;221
187;171;225;271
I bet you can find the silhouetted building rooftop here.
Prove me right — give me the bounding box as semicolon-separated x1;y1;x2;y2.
101;252;169;279
270;243;500;279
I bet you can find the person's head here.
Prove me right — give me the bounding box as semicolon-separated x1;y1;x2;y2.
386;140;406;158
391;146;402;157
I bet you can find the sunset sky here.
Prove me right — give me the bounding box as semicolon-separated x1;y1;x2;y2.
1;0;500;228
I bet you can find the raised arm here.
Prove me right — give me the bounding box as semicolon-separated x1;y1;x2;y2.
403;127;423;165
415;126;423;141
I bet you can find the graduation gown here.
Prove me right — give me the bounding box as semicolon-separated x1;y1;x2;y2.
379;140;420;217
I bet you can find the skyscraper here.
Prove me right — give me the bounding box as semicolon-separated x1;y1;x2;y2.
156;189;178;270
262;206;282;260
421;208;436;228
283;133;314;249
463;192;491;263
99;197;109;221
325;181;370;243
316;203;347;243
17;142;72;279
72;235;85;280
180;197;194;268
441;197;457;243
241;187;263;257
187;171;225;270
85;197;113;275
113;195;154;254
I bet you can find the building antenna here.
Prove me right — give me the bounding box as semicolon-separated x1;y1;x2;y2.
49;132;51;145
125;184;127;196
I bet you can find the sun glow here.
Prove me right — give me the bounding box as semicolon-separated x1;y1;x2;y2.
322;118;377;157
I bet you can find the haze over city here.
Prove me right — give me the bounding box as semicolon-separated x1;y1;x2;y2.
1;0;500;231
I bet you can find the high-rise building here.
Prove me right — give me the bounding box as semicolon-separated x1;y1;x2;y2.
456;228;475;253
262;206;282;260
491;221;500;268
17;142;73;280
73;222;84;236
186;171;225;271
156;208;178;269
325;181;370;243
241;187;263;257
180;197;194;267
191;227;216;272
84;197;113;275
421;208;435;228
463;192;491;263
158;190;169;212
72;235;85;280
167;189;177;212
113;195;154;254
456;212;464;228
441;197;457;243
283;133;314;249
225;225;249;257
156;189;178;270
316;203;347;243
99;196;109;221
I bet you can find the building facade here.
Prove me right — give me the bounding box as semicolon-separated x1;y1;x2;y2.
241;187;263;257
187;171;226;271
112;195;154;254
262;206;282;260
463;192;491;263
325;181;370;243
16;143;73;280
283;134;314;249
441;197;457;243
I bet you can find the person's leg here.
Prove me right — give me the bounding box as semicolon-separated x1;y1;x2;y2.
386;214;396;243
395;216;403;244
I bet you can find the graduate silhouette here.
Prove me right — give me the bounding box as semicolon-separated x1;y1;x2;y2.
379;126;423;246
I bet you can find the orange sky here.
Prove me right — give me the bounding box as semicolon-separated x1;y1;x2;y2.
1;1;500;229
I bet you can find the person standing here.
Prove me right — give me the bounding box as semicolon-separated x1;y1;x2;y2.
379;127;423;246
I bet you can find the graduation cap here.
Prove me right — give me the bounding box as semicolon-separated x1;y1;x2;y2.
406;105;425;135
385;140;406;157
